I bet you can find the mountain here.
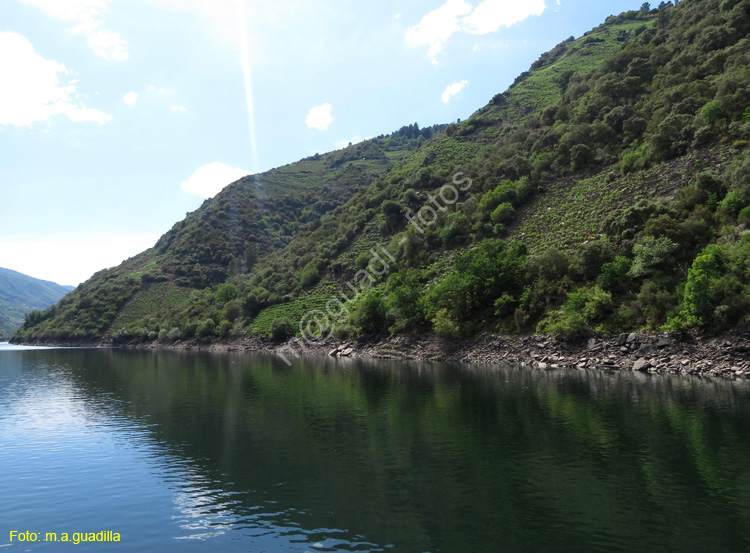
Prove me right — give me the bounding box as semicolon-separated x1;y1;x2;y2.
15;0;750;345
0;268;74;340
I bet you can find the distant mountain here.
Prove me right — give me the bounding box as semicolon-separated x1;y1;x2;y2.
0;268;74;340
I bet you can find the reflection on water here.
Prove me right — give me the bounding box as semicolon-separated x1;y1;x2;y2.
1;348;750;552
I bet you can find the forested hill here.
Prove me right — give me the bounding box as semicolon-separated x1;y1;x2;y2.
15;0;750;346
0;268;73;340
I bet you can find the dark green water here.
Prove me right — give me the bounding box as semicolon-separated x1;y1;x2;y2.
1;346;750;552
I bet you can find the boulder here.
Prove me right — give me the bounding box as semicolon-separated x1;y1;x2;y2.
633;358;651;371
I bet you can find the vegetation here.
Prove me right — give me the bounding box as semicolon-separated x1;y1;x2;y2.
14;0;750;345
0;268;73;340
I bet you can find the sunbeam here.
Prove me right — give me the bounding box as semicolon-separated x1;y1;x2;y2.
236;0;260;175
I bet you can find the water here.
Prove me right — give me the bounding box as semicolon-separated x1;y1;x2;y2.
1;344;750;552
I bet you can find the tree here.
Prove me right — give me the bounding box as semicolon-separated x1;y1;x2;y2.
270;317;295;340
353;290;388;334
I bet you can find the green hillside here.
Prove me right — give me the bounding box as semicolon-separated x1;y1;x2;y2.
0;268;73;339
15;0;750;345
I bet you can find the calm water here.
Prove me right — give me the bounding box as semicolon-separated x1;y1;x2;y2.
1;345;750;552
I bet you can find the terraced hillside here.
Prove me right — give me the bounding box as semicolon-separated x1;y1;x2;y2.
15;0;750;344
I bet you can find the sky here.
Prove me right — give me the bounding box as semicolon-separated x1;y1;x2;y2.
0;0;642;286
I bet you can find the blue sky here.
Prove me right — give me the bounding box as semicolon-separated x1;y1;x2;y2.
0;0;641;286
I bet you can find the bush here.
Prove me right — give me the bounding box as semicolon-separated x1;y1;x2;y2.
527;248;570;282
480;181;518;211
575;240;615;280
270;317;295;340
197;319;216;339
216;283;238;303
432;308;460;338
352;290;388;334
628;236;679;278
167;327;181;341
598;256;632;294
490;202;516;225
537;285;613;338
681;244;728;327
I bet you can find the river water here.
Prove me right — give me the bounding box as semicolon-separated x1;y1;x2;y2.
1;344;750;552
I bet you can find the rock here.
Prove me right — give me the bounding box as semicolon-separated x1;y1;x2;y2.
620;347;629;353
626;333;638;344
617;333;629;346
339;347;354;357
328;347;340;357
681;359;690;366
633;358;651;371
656;337;671;348
638;343;655;355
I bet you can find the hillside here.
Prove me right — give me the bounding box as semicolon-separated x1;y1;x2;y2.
15;0;750;346
0;268;73;339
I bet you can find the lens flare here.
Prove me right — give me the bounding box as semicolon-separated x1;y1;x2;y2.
236;0;259;174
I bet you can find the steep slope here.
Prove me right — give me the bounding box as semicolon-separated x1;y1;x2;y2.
11;129;432;341
0;268;73;339
16;0;750;345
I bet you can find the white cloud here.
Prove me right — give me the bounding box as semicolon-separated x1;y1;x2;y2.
18;0;129;61
0;233;159;286
171;106;187;112
405;0;472;63
0;32;112;126
305;103;333;131
462;0;546;34
123;91;138;105
441;80;469;103
180;162;250;199
407;0;547;61
334;136;370;150
86;29;129;61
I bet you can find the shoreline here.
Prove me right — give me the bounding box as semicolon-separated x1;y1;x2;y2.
14;329;750;379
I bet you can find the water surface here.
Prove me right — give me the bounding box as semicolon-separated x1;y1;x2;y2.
1;346;750;552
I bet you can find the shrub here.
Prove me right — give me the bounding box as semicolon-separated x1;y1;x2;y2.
432;308;460;338
270;317;295;340
386;269;424;333
167;327;181;341
574;240;615;280
480;181;518;211
216;283;238;303
218;320;233;338
527;248;570;282
352;290;388;334
158;329;168;341
598;256;633;294
537;285;613;338
490;202;516;225
681;244;728;327
197;319;216;339
628;236;679;278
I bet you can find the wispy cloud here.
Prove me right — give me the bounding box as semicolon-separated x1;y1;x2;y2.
441;80;469;103
407;0;547;62
0;32;112;126
171;106;187;112
18;0;129;61
405;0;472;63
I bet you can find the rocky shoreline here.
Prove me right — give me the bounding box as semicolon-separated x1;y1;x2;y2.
18;329;750;380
